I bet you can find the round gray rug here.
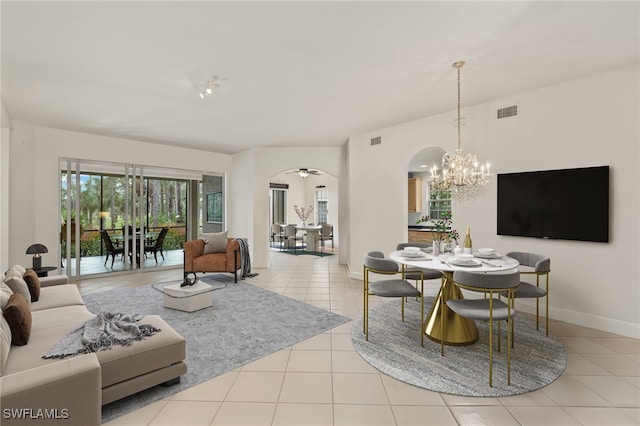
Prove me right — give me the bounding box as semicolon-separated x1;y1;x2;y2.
351;297;566;397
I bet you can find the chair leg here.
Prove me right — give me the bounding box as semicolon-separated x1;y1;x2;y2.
420;279;424;347
363;266;369;341
508;317;513;385
488;315;493;387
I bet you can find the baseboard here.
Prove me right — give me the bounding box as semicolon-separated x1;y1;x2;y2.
348;267;639;339
514;299;640;339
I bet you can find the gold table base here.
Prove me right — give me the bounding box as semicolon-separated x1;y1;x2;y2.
423;271;478;345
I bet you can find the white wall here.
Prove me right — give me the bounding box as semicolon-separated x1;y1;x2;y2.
348;65;640;338
1;100;12;270
7;123;232;268
231;146;346;269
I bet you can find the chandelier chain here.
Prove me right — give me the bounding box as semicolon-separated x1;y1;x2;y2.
457;63;461;150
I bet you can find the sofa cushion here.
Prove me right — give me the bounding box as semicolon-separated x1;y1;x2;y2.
2;306;95;375
3;293;32;346
202;230;228;254
23;269;41;302
31;305;95;332
3;270;31;306
30;284;85;312
1;315;11;374
1;282;13;311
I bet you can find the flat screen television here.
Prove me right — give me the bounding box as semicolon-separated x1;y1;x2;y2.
497;166;609;243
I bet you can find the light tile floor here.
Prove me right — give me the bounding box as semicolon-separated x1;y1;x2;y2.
74;249;640;426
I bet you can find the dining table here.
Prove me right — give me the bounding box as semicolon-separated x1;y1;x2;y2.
111;231;159;246
110;231;159;264
295;224;323;252
389;249;519;346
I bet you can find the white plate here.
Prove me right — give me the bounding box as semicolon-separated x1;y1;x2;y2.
403;247;421;253
473;252;501;259
449;258;482;267
401;252;426;258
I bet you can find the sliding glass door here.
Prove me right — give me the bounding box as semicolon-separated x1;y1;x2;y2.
60;159;194;279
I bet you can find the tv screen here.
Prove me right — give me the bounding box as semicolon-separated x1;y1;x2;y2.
497;166;609;243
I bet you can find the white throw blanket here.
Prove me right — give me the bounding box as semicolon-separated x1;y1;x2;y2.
43;312;161;359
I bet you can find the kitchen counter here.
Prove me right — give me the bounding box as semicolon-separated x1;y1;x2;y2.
408;225;450;231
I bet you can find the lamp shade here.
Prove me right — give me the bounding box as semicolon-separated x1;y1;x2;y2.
26;244;48;255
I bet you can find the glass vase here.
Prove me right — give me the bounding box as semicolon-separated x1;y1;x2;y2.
432;240;441;256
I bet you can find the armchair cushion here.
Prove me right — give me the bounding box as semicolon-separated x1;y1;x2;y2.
202;231;229;254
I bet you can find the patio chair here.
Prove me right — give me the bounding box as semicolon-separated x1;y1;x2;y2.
145;227;169;264
100;230;125;268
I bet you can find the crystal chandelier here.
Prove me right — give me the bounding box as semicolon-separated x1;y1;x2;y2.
429;61;491;200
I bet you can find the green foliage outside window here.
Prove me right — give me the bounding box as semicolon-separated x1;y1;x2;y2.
61;171;189;258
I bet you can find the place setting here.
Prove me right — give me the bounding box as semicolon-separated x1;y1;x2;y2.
446;253;482;267
398;246;432;260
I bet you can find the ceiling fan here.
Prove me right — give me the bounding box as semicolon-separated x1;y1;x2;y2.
285;168;321;178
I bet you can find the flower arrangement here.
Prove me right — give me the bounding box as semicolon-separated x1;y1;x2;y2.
417;212;458;243
294;205;314;222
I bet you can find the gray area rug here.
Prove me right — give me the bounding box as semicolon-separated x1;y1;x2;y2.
82;274;350;422
351;297;566;397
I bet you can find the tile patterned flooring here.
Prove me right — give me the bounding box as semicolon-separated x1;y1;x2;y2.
73;250;640;425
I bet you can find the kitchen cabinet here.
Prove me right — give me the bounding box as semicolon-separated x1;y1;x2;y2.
408;177;422;212
408;230;447;243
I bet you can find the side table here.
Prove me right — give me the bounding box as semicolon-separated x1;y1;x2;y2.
33;266;57;277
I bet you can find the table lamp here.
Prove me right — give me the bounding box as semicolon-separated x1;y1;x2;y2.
26;243;48;270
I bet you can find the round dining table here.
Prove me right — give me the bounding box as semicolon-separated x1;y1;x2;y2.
389;250;519;346
295;225;322;252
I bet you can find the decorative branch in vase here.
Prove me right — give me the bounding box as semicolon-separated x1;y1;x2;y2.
294;205;314;225
417;212;458;255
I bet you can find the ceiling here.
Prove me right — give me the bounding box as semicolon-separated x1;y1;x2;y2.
2;1;638;155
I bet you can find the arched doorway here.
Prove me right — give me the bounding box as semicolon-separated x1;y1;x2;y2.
407;147;450;228
267;168;339;258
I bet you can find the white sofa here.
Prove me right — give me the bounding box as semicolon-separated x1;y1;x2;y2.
1;266;186;426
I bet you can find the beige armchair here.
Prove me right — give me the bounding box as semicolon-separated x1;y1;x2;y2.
183;238;241;283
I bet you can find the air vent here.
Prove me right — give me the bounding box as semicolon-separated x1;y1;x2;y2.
497;105;517;119
370;136;382;146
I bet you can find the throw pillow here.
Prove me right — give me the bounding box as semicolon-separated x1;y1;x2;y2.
3;293;32;346
3;271;31;305
0;282;13;312
23;269;41;302
202;231;228;254
11;265;26;276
